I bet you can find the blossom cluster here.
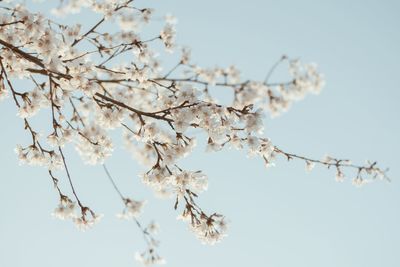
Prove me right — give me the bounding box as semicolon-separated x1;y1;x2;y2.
117;198;146;219
134;221;165;266
52;195;103;231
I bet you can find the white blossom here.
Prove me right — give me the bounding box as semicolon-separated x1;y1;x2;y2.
73;213;103;232
305;161;315;172
189;215;228;245
135;251;166;266
117;198;146;219
52;197;77;220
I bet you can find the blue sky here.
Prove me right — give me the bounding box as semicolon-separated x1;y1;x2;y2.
0;1;399;267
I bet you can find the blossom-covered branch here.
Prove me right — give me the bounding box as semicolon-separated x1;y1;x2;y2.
0;0;388;265
102;164;164;265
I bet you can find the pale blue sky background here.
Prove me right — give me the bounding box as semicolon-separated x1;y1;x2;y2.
0;1;399;267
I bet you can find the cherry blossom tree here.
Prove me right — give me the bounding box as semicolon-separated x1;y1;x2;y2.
0;0;389;265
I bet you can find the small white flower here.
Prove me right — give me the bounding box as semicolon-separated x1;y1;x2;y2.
73;213;103;232
305;161;315;172
335;171;345;182
147;221;160;235
190;215;228;245
117;198;146;220
52;198;76;220
0;86;8;101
